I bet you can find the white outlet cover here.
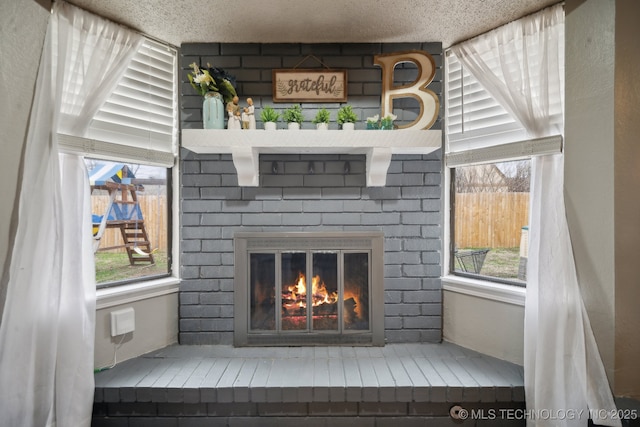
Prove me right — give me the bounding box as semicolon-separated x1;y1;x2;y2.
110;307;135;337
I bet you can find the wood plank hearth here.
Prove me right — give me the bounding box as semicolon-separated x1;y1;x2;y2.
93;342;525;426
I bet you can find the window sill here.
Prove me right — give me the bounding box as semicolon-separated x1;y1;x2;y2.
442;274;525;307
96;276;180;310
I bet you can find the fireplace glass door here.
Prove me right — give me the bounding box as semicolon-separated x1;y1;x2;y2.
249;253;276;331
249;250;370;336
281;252;308;331
236;231;384;346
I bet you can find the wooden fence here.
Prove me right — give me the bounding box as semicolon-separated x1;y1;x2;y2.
93;192;528;252
92;194;168;252
454;192;529;249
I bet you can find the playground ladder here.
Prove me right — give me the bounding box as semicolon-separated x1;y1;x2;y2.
92;181;155;265
118;184;154;265
120;221;155;265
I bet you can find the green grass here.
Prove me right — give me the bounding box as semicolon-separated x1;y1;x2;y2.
456;247;524;283
481;247;520;278
95;251;168;285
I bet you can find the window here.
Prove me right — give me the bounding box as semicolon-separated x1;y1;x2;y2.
445;47;562;287
88;159;170;287
59;38;178;287
452;160;530;286
445;52;532;286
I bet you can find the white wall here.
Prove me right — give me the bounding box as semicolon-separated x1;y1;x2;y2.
564;0;617;387
95;293;179;369
565;0;640;399
0;0;50;315
443;290;524;365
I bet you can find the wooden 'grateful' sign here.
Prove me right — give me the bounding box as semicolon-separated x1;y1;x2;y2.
272;69;347;102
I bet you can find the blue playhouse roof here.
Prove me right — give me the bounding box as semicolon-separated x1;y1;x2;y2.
89;162;136;186
90;162;143;223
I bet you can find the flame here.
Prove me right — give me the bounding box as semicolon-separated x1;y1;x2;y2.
283;273;359;319
343;289;362;319
286;272;305;302
311;275;338;305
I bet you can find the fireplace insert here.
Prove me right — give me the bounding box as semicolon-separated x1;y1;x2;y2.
234;232;384;346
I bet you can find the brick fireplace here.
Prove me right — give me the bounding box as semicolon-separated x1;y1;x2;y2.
179;42;443;346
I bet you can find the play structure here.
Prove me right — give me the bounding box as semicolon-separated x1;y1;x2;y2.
90;163;155;265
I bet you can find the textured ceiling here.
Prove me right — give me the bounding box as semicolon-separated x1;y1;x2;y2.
66;0;560;48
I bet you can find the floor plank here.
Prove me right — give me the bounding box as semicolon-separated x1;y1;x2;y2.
233;358;258;403
94;342;525;405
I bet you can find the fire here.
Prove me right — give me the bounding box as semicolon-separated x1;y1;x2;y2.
280;272;366;332
282;272;365;325
343;289;362;319
283;272;340;310
311;274;338;305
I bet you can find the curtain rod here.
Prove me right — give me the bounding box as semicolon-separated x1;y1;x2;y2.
446;1;564;52
50;0;178;50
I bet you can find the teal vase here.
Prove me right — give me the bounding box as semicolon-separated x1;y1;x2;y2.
380;120;394;130
203;92;224;129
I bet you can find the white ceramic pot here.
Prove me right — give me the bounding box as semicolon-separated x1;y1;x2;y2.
316;123;329;130
341;122;355;130
288;122;300;130
264;121;277;130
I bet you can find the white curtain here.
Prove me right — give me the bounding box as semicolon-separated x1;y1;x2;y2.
0;2;141;426
452;4;620;427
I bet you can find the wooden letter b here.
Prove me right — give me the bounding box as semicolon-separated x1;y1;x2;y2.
374;50;439;130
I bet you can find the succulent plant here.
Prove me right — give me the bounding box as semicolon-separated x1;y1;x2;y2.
312;107;331;124
282;104;304;124
260;106;280;122
337;105;358;124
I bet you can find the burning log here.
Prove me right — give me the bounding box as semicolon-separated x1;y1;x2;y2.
313;301;337;316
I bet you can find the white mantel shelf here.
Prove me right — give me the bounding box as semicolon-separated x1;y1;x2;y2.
181;129;442;186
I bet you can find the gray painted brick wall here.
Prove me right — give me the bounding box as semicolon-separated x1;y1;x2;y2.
179;43;443;345
181;42;442;130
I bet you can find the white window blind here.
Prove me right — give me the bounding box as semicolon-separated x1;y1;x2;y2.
445;34;564;159
445;52;528;153
61;38;178;167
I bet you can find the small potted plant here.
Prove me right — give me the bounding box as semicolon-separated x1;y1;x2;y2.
260;106;280;130
337;105;358;130
282;104;304;130
366;114;380;130
312;107;331;130
380;112;397;130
